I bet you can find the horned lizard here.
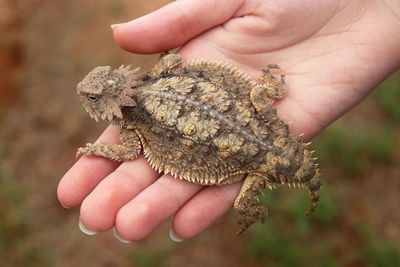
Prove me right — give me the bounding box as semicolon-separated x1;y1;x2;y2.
76;53;321;234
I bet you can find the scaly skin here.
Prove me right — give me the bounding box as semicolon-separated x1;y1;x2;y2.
76;53;321;233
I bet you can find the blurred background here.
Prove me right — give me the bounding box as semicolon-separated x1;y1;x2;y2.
0;0;399;266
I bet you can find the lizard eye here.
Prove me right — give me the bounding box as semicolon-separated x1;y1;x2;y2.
87;94;99;102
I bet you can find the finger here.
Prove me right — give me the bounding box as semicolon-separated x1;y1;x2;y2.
79;155;159;231
112;0;243;53
115;175;203;241
172;182;242;239
57;126;121;208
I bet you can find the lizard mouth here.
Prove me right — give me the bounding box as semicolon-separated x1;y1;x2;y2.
91;112;115;123
84;106;115;123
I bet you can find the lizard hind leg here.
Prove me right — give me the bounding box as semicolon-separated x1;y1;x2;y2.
250;64;287;108
250;64;288;124
234;174;269;234
261;64;287;99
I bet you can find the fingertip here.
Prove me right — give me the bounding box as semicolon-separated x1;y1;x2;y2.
172;210;202;239
79;158;160;232
79;217;98;236
169;228;184;242
57;126;121;208
115;201;153;241
114;175;203;241
79;184;117;231
110;23;121;30
80;203;112;232
111;23;133;52
111;0;243;54
57;156;119;208
57;178;72;208
112;20;177;54
172;201;214;239
172;183;241;239
57;162;89;208
113;227;131;243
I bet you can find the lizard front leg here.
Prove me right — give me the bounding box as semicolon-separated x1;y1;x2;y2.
150;53;182;77
76;128;142;162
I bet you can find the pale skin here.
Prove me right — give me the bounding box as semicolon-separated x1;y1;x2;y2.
57;0;400;241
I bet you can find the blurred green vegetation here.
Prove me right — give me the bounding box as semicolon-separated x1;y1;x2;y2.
129;247;168;267
375;71;400;122
245;186;400;266
359;223;400;267
313;125;395;174
0;144;53;266
313;70;399;174
244;187;341;266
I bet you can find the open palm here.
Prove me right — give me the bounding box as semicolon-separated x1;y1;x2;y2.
57;0;400;241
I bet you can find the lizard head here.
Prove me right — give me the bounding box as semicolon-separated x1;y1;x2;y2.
77;65;143;123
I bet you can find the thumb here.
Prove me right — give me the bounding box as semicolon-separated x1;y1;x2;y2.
112;0;243;54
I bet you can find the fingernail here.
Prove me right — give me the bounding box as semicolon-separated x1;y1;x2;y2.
111;24;121;30
60;202;70;209
113;228;131;244
169;228;184;243
79;218;98;236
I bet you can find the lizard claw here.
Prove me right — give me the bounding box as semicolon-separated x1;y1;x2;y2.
76;147;87;158
76;143;93;158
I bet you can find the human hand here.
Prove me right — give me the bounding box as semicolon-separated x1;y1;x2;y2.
57;0;400;242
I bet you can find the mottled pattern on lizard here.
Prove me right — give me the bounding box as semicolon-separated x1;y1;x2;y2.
76;53;321;234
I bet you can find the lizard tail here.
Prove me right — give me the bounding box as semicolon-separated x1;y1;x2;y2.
304;169;321;216
294;148;321;216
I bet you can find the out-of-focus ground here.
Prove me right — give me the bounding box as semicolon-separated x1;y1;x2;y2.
0;0;399;266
